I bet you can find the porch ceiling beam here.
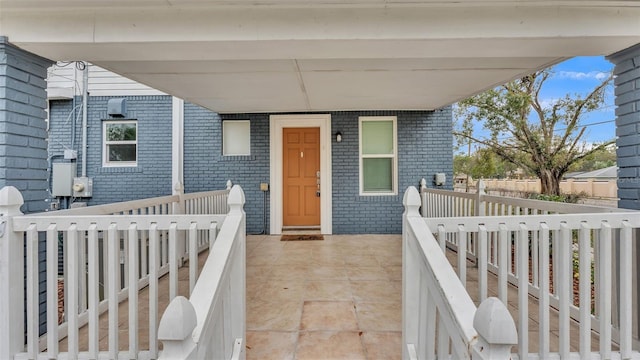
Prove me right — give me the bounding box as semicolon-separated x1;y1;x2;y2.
3;0;640;10
2;6;639;60
3;2;638;112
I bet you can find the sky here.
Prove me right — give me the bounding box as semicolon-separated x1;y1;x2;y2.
457;56;616;151
541;56;615;143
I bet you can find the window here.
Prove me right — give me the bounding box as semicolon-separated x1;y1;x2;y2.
359;116;397;195
223;120;251;156
103;120;137;166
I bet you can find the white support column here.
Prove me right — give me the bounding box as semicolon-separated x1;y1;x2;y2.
172;97;185;195
0;186;25;358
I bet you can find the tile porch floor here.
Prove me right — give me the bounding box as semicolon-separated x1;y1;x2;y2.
246;234;602;359
245;234;403;360
60;234;601;358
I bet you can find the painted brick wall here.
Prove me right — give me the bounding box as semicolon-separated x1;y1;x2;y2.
0;37;51;213
50;97;453;234
331;110;453;234
183;108;453;234
183;106;271;234
0;38;52;337
48;95;173;205
609;44;640;210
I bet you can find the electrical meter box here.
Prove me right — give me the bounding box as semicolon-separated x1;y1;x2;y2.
73;177;93;198
52;162;76;197
434;173;446;186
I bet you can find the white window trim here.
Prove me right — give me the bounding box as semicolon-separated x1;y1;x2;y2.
103;120;138;167
222;120;251;156
359;116;398;196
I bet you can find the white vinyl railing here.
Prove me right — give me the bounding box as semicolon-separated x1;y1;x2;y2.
421;178;625;219
403;186;518;359
0;181;239;360
424;212;640;360
415;183;640;359
157;185;246;360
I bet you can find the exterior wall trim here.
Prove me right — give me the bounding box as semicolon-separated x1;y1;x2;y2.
172;97;184;192
269;114;332;235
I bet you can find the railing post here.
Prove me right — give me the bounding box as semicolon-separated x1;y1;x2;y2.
403;186;422;360
158;296;198;359
475;179;486;216
0;186;25;358
226;180;233;191
471;297;517;359
419;178;427;217
228;185;246;360
173;182;187;263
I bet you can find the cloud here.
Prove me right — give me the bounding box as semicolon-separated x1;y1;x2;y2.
554;71;609;81
539;98;560;108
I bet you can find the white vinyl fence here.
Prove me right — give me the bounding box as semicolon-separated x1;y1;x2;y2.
158;185;246;360
403;186;517;359
0;181;244;360
414;182;640;359
421;178;624;219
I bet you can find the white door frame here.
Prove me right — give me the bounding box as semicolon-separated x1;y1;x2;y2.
270;114;332;235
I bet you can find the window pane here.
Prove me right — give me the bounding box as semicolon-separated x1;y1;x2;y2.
363;158;392;192
107;123;136;141
362;121;393;155
223;121;250;155
108;144;136;162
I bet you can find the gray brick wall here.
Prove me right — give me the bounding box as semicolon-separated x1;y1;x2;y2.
0;37;52;213
183;107;271;234
50;97;453;234
48;95;173;205
183;108;453;234
0;37;52;337
608;44;640;210
331;110;453;234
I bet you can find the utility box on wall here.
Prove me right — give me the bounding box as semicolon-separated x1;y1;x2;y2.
73;177;93;198
52;162;76;197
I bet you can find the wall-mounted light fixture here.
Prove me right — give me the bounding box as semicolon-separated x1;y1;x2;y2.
336;131;343;143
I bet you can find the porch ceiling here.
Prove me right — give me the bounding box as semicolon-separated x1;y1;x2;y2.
1;1;639;113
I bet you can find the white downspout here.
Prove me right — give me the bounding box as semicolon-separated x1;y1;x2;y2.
172;97;185;193
172;97;186;262
81;63;88;177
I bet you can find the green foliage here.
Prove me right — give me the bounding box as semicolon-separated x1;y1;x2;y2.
454;148;521;179
527;192;584;203
455;69;614;195
106;123;136;141
568;144;616;172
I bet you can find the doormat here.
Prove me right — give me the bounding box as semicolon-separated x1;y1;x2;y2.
281;234;324;241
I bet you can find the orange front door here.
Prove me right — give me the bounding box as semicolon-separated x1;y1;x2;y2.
283;127;321;227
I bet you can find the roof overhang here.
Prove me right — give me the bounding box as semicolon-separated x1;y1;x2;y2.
1;1;639;113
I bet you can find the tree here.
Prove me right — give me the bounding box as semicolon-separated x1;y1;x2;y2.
454;148;520;179
455;70;613;195
568;144;616;172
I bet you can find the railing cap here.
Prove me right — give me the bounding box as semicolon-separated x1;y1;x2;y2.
158;296;197;341
0;186;24;215
473;297;517;345
403;186;421;217
228;185;245;213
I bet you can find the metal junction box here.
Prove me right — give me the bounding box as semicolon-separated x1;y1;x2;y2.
52;162;76;197
73;177;93;198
